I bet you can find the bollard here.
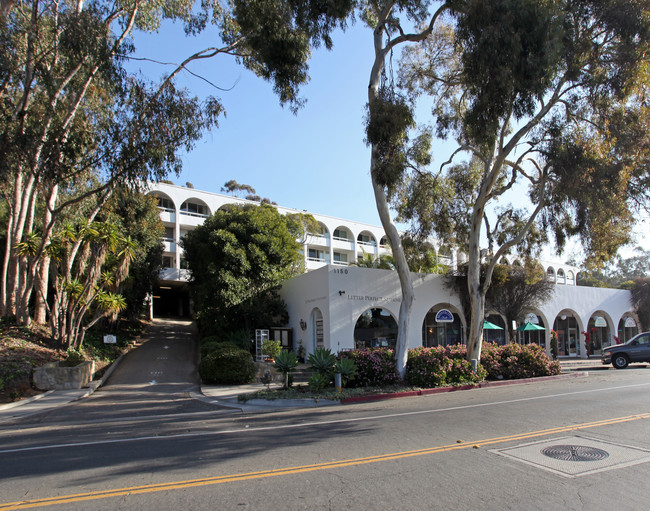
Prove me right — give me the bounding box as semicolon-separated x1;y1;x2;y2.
335;373;342;394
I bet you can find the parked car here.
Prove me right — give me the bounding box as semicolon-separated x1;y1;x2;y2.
601;332;650;369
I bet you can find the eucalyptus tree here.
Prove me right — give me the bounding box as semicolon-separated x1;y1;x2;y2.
0;0;354;332
180;203;305;336
390;0;650;362
0;0;221;324
630;278;650;332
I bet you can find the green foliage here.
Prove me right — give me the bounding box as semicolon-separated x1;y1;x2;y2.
61;349;86;367
550;331;559;360
274;350;299;389
307;348;336;376
366;88;417;189
262;340;282;360
308;372;331;391
406;346;486;388
451;0;564;145
102;188;164;321
339;349;401;387
333;357;357;387
198;345;256;385
231;0;354;110
274;350;299;374
630;278;650;331
182;204;302;334
480;343;561;380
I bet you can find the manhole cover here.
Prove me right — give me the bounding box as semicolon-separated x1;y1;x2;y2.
541;445;609;462
490;436;650;478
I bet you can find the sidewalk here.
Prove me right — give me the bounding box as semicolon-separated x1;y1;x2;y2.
0;357;609;420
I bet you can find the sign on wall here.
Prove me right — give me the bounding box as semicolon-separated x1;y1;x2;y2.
594;316;607;328
435;309;454;323
624;317;637;328
525;313;539;324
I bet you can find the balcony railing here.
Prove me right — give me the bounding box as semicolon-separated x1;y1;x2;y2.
180;210;208;218
158;267;190;282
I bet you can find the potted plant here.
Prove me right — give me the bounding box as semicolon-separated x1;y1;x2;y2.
296;341;306;363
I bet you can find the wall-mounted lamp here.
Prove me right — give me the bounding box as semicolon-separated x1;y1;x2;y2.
561;314;567;320
300;319;307;331
338;290;346;296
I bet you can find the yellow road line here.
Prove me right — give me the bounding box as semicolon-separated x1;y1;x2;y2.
2;412;649;510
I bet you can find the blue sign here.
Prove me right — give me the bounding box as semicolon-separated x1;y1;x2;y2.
435;309;454;323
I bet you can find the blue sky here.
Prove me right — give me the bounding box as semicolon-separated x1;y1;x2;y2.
129;18;648;261
131;21;385;226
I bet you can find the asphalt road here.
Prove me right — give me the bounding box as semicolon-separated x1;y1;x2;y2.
0;328;648;510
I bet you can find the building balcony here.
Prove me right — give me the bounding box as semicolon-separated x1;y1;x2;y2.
306;233;329;247
158;208;176;224
179;212;208;227
159;267;190;282
306;259;328;271
332;238;354;251
162;240;176;253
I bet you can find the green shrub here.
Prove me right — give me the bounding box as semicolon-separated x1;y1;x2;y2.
200;340;239;358
198;345;256;385
339;348;400;387
262;339;282;360
308;372;330;391
480;342;561;380
200;331;252;353
406;346;486;387
308;348;336;377
334;358;357;387
61;349;86;367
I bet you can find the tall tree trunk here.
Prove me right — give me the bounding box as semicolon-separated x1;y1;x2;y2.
33;256;50;324
368;13;415;379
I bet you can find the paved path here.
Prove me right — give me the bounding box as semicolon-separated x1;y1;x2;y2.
0;319;231;423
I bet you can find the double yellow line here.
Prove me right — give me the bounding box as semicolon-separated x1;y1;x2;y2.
2;412;649;510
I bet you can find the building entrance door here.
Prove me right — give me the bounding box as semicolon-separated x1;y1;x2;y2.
568;328;579;356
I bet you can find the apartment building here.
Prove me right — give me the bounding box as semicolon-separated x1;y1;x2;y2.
147;182;640;359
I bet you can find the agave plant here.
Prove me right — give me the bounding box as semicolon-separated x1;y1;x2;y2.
334;358;357;387
273;350;299;389
307;348;336;377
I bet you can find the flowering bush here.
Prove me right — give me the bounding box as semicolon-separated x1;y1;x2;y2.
480;342;561;380
339;348;400;387
406;346;486;387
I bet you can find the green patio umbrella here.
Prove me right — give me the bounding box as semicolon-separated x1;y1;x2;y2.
517;322;546;331
483;320;503;330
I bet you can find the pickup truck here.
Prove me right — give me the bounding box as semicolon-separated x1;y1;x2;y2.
601;332;650;369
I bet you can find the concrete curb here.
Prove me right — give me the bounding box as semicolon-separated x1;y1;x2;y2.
0;390;55;411
194;371;590;410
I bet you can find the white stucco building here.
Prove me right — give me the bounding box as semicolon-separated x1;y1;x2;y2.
147;182;641;359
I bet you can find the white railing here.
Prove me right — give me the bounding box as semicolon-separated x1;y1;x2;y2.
180;210;208;218
158;268;190;282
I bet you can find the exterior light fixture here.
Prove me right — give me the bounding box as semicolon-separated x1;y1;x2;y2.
300;319;307;331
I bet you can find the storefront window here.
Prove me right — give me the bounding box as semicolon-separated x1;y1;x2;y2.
354;308;397;349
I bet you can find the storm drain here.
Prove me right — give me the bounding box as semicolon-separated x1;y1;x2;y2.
490;436;650;478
